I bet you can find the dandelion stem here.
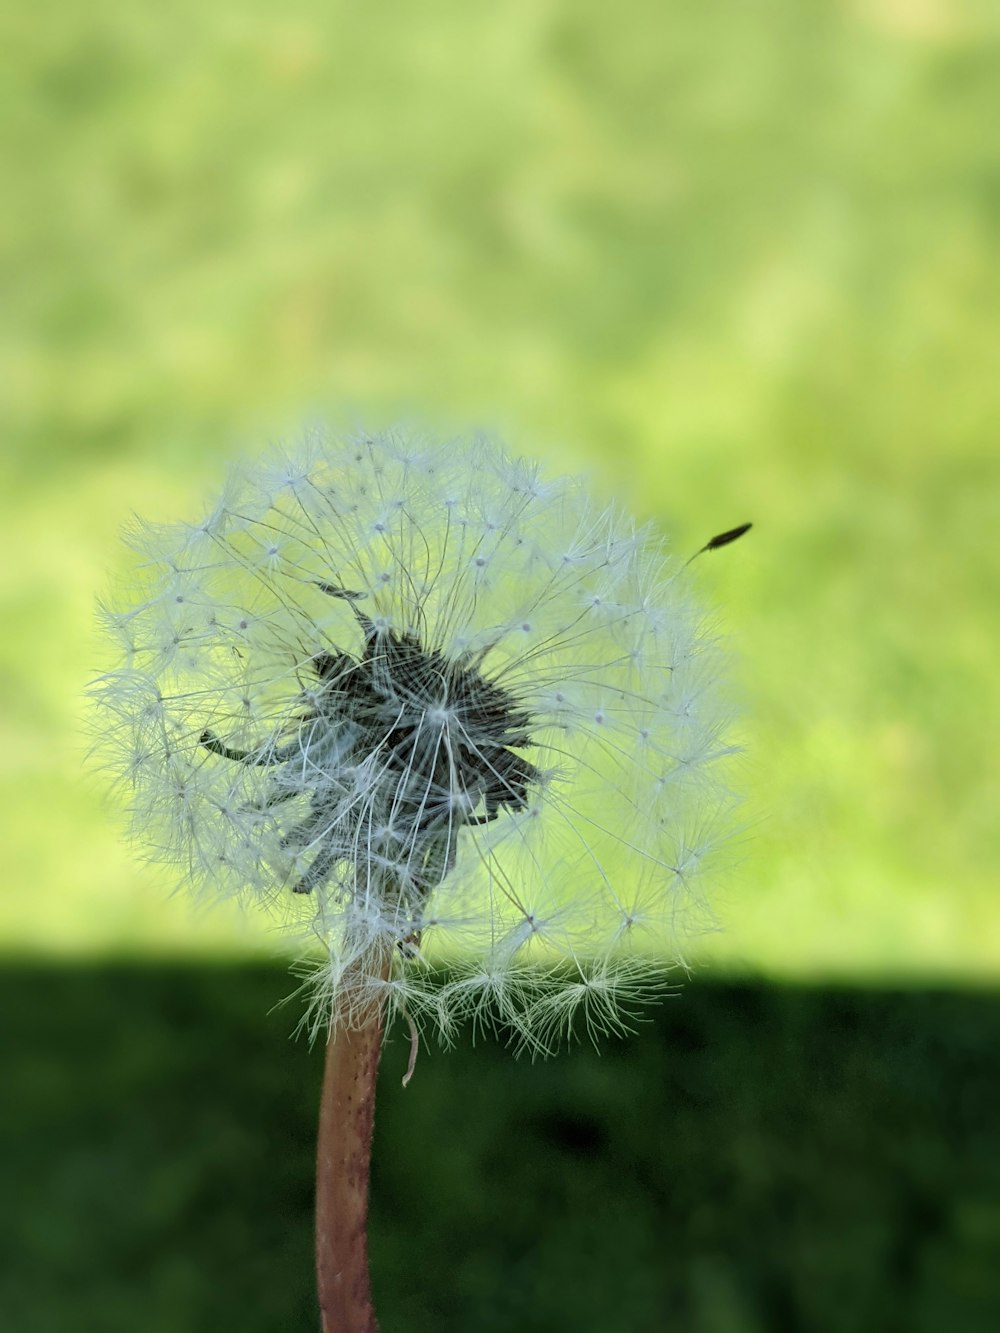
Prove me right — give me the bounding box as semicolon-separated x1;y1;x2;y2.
315;954;390;1333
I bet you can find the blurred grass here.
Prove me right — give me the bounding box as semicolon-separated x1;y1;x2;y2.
3;963;998;1332
1;0;998;974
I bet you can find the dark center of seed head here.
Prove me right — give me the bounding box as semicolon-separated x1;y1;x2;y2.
200;587;541;898
314;599;540;825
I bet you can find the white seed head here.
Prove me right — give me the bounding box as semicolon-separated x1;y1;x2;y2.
91;428;740;1051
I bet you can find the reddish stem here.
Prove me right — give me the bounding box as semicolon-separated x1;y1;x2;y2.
315;966;389;1333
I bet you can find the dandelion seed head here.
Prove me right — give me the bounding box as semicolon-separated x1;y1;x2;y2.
92;428;739;1050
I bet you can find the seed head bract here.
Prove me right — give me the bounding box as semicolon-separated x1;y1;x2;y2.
92;428;739;1051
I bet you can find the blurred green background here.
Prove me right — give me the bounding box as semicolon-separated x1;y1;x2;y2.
3;0;999;1328
3;0;998;975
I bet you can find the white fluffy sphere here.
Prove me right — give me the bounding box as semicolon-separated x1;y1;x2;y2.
93;429;738;1049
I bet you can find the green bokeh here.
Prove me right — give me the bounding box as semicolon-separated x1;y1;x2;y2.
5;965;999;1332
3;0;998;978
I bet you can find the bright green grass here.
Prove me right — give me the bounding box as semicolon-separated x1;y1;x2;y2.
2;0;998;976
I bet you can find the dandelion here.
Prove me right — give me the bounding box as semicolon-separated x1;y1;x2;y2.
92;427;740;1332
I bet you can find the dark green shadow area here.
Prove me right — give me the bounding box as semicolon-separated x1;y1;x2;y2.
2;964;998;1333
